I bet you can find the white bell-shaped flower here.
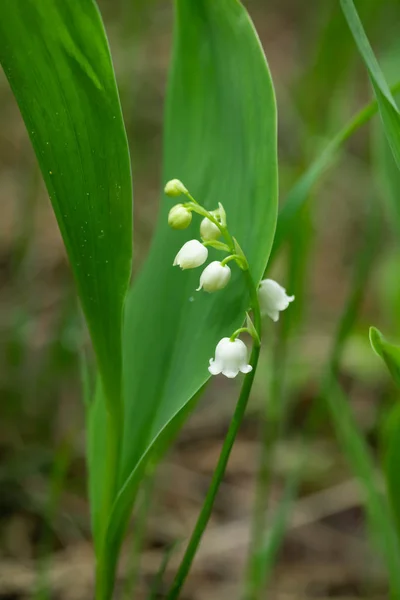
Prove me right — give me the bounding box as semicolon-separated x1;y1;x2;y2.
258;278;294;322
200;217;221;241
173;240;208;270
208;337;252;378
197;261;231;292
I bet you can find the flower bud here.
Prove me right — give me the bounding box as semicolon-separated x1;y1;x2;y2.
164;179;187;197
173;240;208;270
200;217;221;241
208;337;252;378
168;204;192;230
258;279;294;322
197;261;231;293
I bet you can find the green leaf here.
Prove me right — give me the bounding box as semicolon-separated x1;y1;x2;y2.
370;327;400;388
0;0;133;406
122;0;276;489
102;0;278;595
87;384;107;555
341;0;400;170
382;404;400;543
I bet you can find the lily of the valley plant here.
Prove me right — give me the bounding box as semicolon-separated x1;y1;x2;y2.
166;178;295;376
162;178;294;597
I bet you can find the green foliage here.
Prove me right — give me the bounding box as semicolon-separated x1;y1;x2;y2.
297;0;379;131
341;0;400;170
4;1;400;598
0;0;133;408
271;91;384;262
374;124;400;237
382;404;400;544
370;327;400;388
90;0;279;596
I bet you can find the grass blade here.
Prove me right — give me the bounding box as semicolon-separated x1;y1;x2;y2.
341;0;400;169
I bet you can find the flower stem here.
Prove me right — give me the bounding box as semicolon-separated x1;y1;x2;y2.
95;391;123;600
230;327;251;342
166;342;261;600
220;253;247;268
166;269;261;600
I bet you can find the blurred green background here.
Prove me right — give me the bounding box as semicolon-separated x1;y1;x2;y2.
1;0;400;598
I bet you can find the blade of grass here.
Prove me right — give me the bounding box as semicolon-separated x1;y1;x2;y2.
341;0;400;169
271;80;400;264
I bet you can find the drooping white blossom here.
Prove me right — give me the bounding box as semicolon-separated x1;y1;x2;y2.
197;261;231;293
200;217;221;241
173;240;208;270
258;279;294;322
208;337;252;378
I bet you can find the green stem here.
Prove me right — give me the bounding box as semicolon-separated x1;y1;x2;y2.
166;270;261;600
95;398;123;600
220;253;247;268
166;345;261;600
183;191;235;251
230;327;252;342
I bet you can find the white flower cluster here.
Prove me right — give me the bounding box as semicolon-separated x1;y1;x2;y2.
165;179;294;378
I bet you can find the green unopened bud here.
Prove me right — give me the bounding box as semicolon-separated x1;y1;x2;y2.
200;217;221;241
168;204;192;230
164;179;187;197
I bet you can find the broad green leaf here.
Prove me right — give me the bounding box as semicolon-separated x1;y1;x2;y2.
370;327;400;388
382;404;400;542
100;0;278;595
341;0;400;170
87;384;107;555
0;0;133;406
122;0;276;491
